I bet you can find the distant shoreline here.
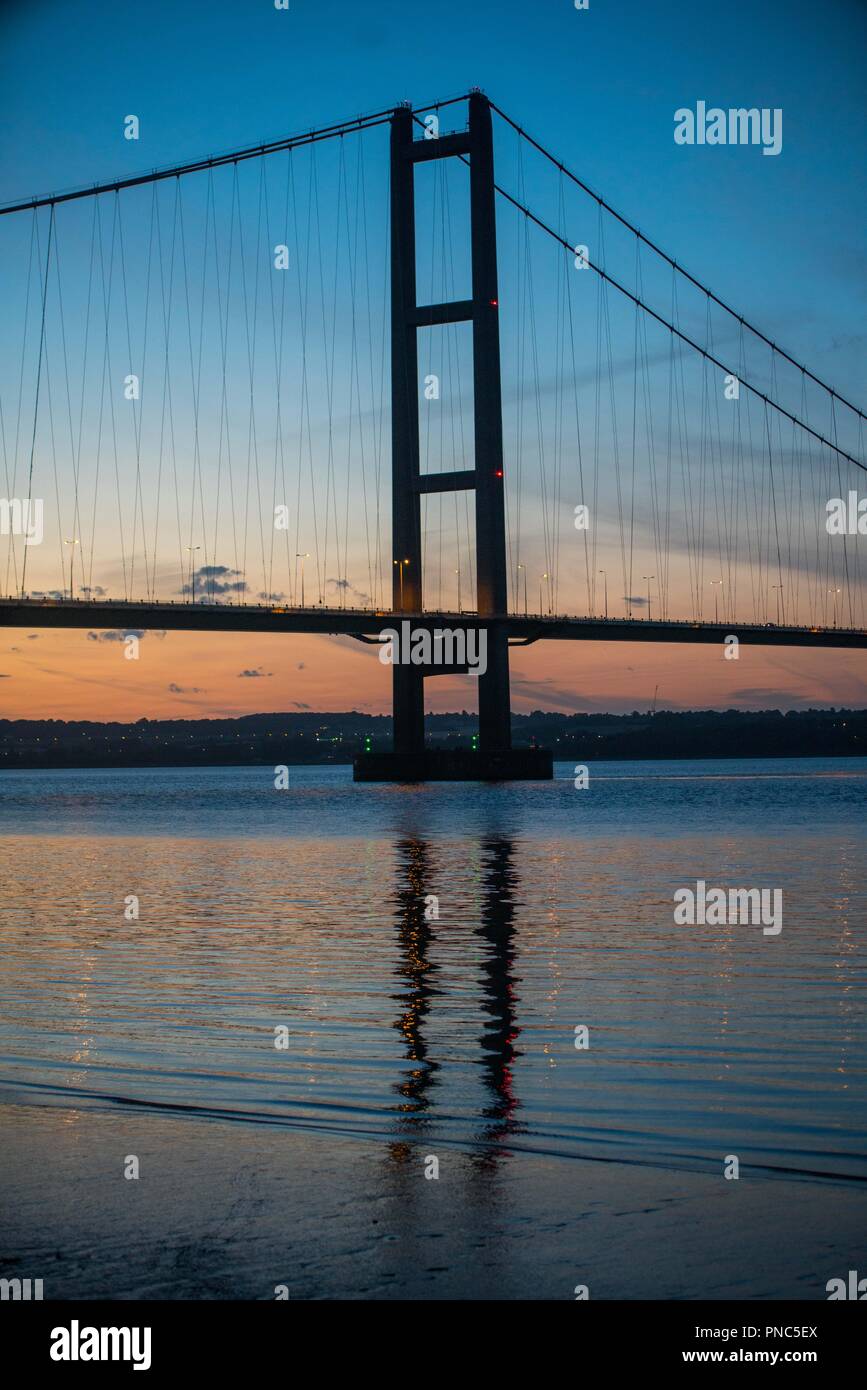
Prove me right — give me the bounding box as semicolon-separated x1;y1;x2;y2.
2;708;864;770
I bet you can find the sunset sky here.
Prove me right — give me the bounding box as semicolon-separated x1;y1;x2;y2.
2;628;866;722
1;0;865;722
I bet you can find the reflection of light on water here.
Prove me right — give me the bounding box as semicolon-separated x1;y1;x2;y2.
67;964;96;1088
1;776;865;1183
830;841;858;1082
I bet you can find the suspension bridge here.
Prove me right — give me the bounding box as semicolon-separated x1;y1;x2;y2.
1;92;865;778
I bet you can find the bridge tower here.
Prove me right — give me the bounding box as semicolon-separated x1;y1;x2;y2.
356;92;550;781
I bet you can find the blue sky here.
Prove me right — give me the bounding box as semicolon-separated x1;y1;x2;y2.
1;0;865;403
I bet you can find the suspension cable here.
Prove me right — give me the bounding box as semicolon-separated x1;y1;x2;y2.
490;180;866;474
488;101;867;425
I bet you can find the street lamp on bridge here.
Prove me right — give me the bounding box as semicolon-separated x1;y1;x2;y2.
185;545;201;603
711;579;723;624
394;557;410;610
643;575;655;622
598;569;608;620
296;552;310;608
517;563;527;616
64;537;79;601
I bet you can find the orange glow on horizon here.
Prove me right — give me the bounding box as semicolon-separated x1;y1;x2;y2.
1;627;865;722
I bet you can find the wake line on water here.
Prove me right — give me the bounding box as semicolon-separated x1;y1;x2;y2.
3;1077;865;1191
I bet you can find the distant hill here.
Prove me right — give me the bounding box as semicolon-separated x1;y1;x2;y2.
0;708;864;768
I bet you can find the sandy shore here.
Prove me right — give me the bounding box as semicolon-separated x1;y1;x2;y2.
1;1101;862;1300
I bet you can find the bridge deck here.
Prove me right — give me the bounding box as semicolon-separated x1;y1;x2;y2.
1;598;865;648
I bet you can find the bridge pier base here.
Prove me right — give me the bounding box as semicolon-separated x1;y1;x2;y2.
354;746;553;783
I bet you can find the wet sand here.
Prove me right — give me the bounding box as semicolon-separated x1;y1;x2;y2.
2;1101;861;1300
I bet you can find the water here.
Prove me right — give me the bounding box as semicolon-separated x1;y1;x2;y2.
0;759;865;1299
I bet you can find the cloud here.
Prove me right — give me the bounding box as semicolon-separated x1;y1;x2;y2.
180;565;249;599
296;662;305;670
258;591;287;601
79;585;107;596
88;629;143;642
87;629;146;642
238;667;273;678
728;687;818;705
623;595;649;607
0;673;10;679
31;590;66;601
168;682;205;694
86;628;167;644
325;577;371;606
26;634;39;640
293;700;311;710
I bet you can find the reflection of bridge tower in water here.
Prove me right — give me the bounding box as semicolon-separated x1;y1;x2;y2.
388;835;523;1168
355;93;552;782
474;836;522;1161
391;838;440;1122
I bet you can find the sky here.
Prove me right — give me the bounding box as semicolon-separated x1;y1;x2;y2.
0;0;865;721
